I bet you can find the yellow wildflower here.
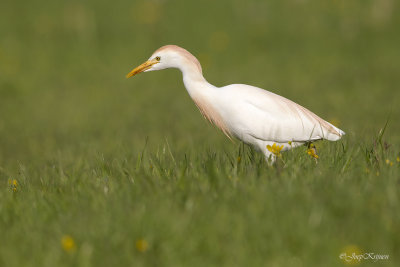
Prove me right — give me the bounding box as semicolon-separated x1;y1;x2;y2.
8;179;18;192
386;159;393;166
61;235;76;253
397;156;400;162
266;143;284;156
136;239;148;252
237;156;241;163
307;144;319;159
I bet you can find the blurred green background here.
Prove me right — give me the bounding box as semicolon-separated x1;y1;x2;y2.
1;0;399;266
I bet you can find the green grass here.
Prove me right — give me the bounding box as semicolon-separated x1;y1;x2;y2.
1;0;400;266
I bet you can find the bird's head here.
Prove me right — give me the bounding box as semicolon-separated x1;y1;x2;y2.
126;45;202;78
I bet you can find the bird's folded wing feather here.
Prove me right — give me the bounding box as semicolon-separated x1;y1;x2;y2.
218;84;344;143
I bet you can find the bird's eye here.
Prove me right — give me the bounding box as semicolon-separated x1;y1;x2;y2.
155;56;161;61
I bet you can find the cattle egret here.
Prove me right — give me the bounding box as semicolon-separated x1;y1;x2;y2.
126;45;345;162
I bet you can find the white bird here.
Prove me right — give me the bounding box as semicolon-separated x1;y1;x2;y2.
126;45;344;162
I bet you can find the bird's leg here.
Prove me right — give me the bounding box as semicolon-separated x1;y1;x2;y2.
264;152;276;165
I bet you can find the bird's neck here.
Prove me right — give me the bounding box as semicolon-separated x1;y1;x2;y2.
181;64;214;98
180;61;231;138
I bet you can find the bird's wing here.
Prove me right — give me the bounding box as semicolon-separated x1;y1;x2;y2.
218;84;344;143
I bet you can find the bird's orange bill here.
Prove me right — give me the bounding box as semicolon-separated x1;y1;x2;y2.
126;59;158;78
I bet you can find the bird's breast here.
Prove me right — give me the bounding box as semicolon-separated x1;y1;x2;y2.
191;94;232;139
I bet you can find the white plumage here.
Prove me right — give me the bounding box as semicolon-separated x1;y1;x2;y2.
127;45;344;162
